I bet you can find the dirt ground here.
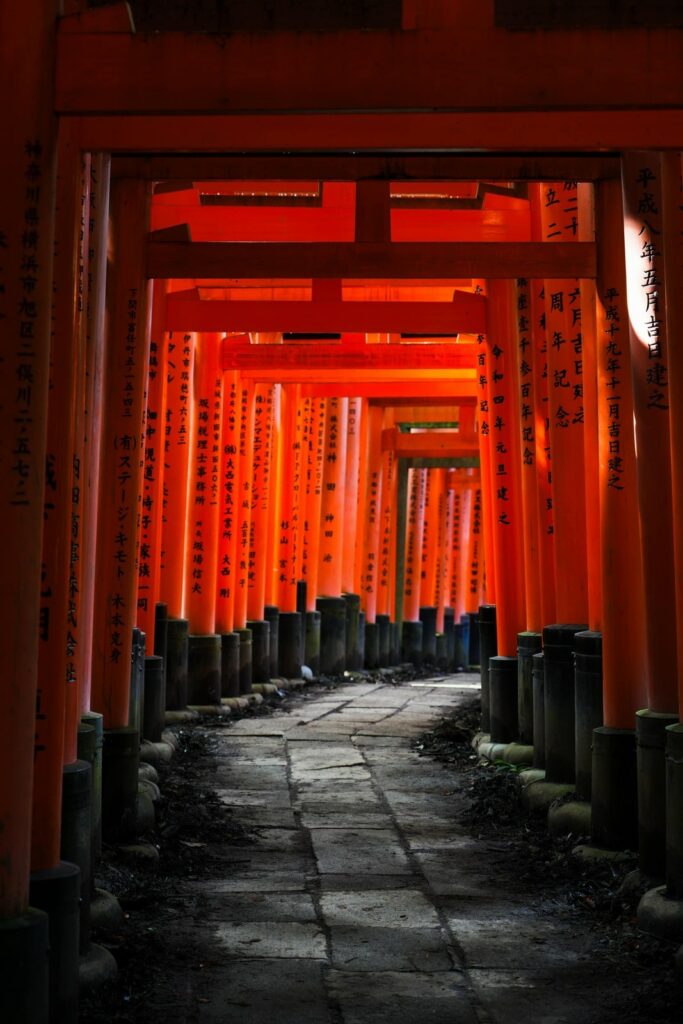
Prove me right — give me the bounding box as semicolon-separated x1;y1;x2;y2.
81;679;681;1024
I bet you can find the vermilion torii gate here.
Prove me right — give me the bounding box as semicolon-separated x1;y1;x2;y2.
3;3;683;1021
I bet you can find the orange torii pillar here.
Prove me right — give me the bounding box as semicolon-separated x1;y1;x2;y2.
402;468;427;665
476;333;498;728
360;405;384;668
377;425;399;666
159;330;194;708
215;370;241;697
29;128;86;1021
0;4;57;1015
433;469;450;669
621;155;680;876
419;467;441;663
485;280;527;746
514;277;544;746
537;183;590;786
588;178;649;859
300;395;326;673
276;385;304;678
183;333;223;706
661;151;683;901
91;180;151;841
234;379;256;693
248;384;276;683
442;478;457;667
135;281;168;743
316;397;349;674
342;397;364;670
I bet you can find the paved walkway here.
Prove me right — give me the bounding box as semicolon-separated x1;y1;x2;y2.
184;676;601;1024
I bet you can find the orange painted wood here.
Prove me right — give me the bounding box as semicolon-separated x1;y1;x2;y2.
595;178;647;727
136;281;168;647
360;406;384;623
662;152;683;717
384;429;479;459
300;396;327;611
622;152;678;714
433;470;449;630
159;331;194;618
377;428;398;619
215;372;240;633
456;483;472;619
485;280;527;655
183;334;223;634
234;381;255;629
539;183;589;624
166;297;486;336
149;240;596;283
31;128;83;870
55;29;683;118
264;384;282;609
579;184;603;632
298;382;479;400
514;277;542;632
79;154;111;715
403;469;427;623
465;482;484;616
221;336;478;373
475;334;497;607
276;385;302;613
342;398;363;594
247;384;275;621
91;179;151;729
317;397;349;598
420;469;441;608
353;400;371;599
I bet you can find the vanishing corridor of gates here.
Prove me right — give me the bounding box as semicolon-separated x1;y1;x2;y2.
2;2;683;1022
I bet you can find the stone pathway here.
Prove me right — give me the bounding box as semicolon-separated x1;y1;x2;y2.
182;676;604;1024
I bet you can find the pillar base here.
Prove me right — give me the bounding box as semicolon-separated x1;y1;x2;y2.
247;620;271;684
517;632;542;747
0;909;49;1023
401;620;423;667
489;656;519;744
279;612;302;679
188;634;222;705
220;632;240;698
102;726;140;842
543;623;587;785
142;655;165;742
80;712;103;867
636;710;679;879
165;617;189;710
61;760;92;952
317;596;347;675
389;619;400;666
128;627;146;733
574;631;603;802
303;610;320;677
377;613;391;667
30;861;81;1024
419;606;437;663
153;601;169;678
435;633;448;670
478;605;496;730
453;621;468;671
469;608;483;666
532;652;545;770
365;621;380;670
444;607;455;669
591;726;638;851
343;593;362;670
264;606;280;679
235;628;253;695
666;724;683;897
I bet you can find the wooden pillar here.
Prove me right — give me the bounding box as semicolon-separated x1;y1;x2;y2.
183;334;223;634
485;280;526;655
91;180;151;728
301;396;326;611
377;435;397;620
465;482;484;617
595;179;647;727
277;385;302;613
247;384;275;622
433;469;448;633
476;333;497;606
360;405;384;623
264;384;282;609
78;154;110;716
342;397;363;594
403;468;426;623
215;371;239;633
317;397;349;597
234;380;255;630
159;331;194;618
662;152;683;716
622;153;678;714
136;281;168;646
537;182;589;624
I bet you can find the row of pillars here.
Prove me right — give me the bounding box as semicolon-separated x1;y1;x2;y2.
471;169;683;936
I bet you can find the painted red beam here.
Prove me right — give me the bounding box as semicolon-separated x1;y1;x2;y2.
166;296;486;335
56;27;683;116
148;241;595;280
220;337;477;372
382;428;480;458
299;382;479;401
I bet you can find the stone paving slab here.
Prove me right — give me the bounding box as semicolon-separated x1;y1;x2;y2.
215;920;327;959
195;960;331;1024
320;889;440;928
328;925;454;971
310;827;414;875
328;970;478;1024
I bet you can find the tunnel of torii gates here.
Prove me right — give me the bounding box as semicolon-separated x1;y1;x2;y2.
4;1;683;1020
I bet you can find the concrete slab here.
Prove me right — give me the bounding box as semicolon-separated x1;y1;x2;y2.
328;971;477;1024
215;921;327;959
320;889;440;929
196;960;331;1024
310;828;413;875
193;891;317;923
328;925;454;971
